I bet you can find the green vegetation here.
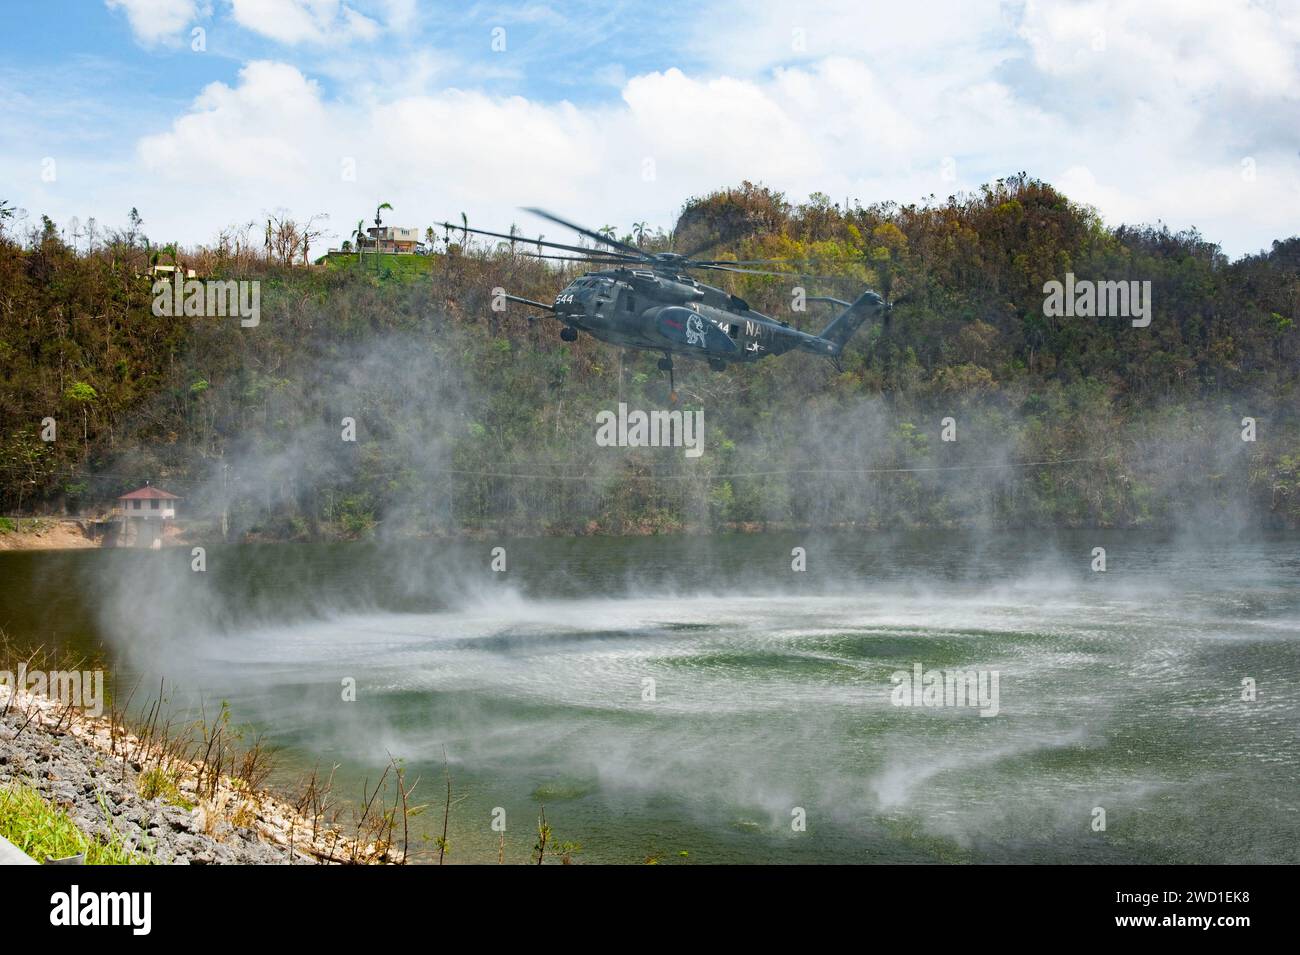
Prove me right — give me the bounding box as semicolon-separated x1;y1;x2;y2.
136;765;193;810
0;516;53;534
0;782;152;864
1;175;1297;534
322;250;434;279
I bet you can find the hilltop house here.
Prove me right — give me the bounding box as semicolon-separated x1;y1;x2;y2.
363;226;422;254
115;485;180;548
148;263;197;280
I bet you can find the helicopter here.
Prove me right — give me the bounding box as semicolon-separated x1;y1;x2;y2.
437;208;891;399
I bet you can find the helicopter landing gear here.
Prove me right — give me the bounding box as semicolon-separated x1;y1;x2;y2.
560;326;578;342
657;355;678;404
708;358;726;372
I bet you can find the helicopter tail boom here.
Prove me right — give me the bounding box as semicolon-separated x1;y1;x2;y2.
812;289;887;355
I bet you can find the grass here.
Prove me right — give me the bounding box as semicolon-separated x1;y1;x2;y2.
0;782;153;865
137;765;194;810
0;516;55;534
323;251;434;280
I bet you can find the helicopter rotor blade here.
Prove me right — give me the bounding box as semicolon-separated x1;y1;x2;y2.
518;252;634;265
521;207;648;259
692;259;847;268
434;221;642;261
676;231;748;261
692;263;845;279
502;293;556;312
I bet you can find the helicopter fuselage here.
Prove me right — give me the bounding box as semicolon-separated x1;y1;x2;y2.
551;267;840;364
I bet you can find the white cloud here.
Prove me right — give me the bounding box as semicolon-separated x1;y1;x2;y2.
139;61;333;185
228;0;381;45
1018;0;1300;99
67;1;1300;258
105;0;198;45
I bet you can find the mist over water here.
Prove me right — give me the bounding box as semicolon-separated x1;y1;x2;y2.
3;529;1296;863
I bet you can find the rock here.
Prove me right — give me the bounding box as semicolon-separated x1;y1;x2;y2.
1;687;370;866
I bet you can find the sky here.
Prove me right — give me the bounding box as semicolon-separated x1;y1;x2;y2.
1;0;1298;258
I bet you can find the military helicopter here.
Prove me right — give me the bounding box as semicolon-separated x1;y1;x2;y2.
438;208;890;399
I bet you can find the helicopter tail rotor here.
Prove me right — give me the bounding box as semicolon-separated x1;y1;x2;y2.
813;289;888;356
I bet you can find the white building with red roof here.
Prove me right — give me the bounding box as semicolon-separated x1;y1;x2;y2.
117;484;180;518
115;485;181;547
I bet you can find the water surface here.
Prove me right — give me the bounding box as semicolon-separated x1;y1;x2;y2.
2;529;1296;863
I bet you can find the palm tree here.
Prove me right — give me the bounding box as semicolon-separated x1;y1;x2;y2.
374;202;393;272
632;221;648;247
351;220;366;263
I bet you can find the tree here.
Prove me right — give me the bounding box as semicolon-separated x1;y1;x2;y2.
125;207;145;248
300;213;328;264
263;211;329;265
65;382;98;442
352;219;366;262
150;242;179;273
373;202;393;272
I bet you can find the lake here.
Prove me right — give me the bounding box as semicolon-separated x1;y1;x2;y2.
1;528;1297;863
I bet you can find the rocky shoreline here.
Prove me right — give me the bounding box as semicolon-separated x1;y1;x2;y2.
0;684;385;864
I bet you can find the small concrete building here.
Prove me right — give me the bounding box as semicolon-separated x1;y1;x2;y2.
364;226;422;253
115;485;180;548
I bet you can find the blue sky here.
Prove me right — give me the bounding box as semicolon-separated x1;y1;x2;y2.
2;1;1298;257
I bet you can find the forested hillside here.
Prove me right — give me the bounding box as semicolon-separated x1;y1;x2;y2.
2;175;1297;537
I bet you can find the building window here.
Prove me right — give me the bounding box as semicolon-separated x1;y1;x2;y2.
133;499;141;510
150;499;159;510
